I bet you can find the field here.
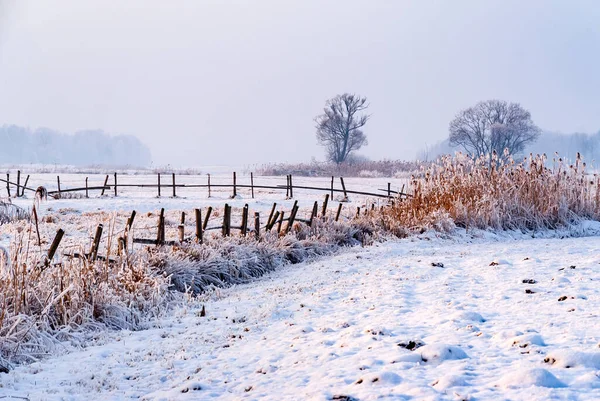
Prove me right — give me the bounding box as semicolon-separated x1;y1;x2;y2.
2;158;600;400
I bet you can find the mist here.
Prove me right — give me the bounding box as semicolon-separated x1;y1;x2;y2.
0;0;599;167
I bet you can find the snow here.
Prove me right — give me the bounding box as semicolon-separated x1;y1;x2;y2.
2;232;600;400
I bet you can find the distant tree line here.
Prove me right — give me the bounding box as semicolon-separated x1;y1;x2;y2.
0;125;152;167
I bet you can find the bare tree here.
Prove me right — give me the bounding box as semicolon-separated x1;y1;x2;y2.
315;93;369;164
449;100;541;159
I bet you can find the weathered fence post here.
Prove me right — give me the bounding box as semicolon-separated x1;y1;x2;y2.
45;228;65;267
289;175;293;198
195;208;203;244
340;177;348;201
85;177;89;198
387;182;391;198
277;211;285;234
180;211;185;225
251;172;255;199
207;174;211;198
16;170;20;197
157;173;161;197
286;175;290;198
203;206;213;230
286;200;299;233
232;172;237;198
254;212;260;240
101;175;109;196
90;224;103;261
222;204;231;236
240;204;249;236
309;201;318;227
172;173;176;197
57;176;61;199
124;210;136;252
335;203;343;222
330;176;334;199
268;211;280;231
156;208;165;245
5;174;9;197
267;203;277;229
114;172;118;197
22;175;30;197
321;194;329;219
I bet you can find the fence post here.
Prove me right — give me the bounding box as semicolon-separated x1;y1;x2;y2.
56;176;61;199
90;224;103;261
203;206;213;230
251;172;254;199
267;202;277;229
340;177;348;201
22;175;30;197
195;208;203;244
124;210;136;251
254;212;260;240
232;172;237;198
156;208;165;245
101;175;109;196
267;211;280;231
114;172;118;197
330;176;334;199
16;170;20;197
222;204;231;236
172;173;176;197
289;175;293;198
285;175;291;198
309;201;318;227
286;200;299;233
5;174;9;197
157;173;161;197
388;182;391;198
85;177;89;198
277;211;285;234
240;204;249;236
335;203;343;222
321;194;329;219
45;228;65;268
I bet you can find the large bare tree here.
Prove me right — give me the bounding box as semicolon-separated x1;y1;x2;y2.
449;100;541;159
315;93;369;164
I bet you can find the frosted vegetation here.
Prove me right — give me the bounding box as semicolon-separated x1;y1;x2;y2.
1;152;599;375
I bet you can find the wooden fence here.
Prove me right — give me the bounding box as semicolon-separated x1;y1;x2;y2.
36;196;391;265
0;171;409;201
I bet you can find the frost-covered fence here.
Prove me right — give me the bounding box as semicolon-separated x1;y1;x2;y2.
0;171;410;201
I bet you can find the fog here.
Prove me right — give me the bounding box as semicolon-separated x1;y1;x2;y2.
0;0;599;167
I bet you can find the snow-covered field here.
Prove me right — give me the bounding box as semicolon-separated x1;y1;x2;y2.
2;229;600;400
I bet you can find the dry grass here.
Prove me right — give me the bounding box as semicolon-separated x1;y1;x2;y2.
3;152;597;371
385;152;599;231
0;231;172;370
0;201;29;225
256;159;421;178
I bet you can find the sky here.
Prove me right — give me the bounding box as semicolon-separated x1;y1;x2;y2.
0;0;599;168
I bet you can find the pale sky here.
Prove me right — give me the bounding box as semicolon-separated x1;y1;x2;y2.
1;0;599;167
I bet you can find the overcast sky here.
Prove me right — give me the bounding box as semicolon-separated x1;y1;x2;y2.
1;0;599;167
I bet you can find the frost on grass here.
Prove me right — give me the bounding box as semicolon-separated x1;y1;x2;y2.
149;220;373;294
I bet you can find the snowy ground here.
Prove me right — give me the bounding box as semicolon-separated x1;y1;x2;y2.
2;231;600;400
